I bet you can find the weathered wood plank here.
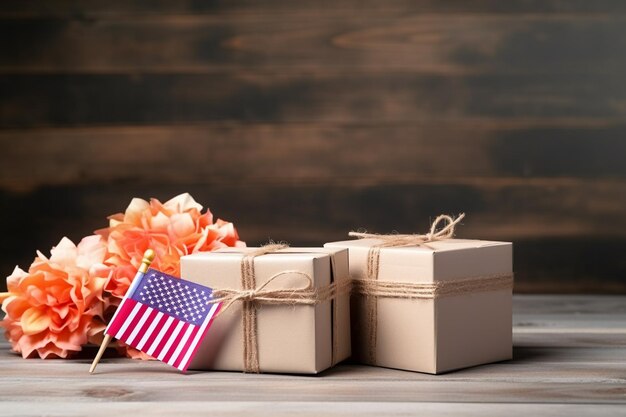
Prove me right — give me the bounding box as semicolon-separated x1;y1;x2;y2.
0;370;624;404
1;182;624;241
512;295;626;345
2;15;626;74
3;348;626;378
4;343;626;376
514;317;626;348
1;183;626;292
1;402;625;417
513;295;626;314
514;314;626;331
2;123;626;192
3;0;626;17
514;333;626;348
2;73;625;127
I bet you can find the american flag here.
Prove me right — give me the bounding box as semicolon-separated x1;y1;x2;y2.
105;268;220;371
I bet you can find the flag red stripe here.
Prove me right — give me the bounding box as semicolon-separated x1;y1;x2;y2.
142;313;169;355
119;303;149;342
132;307;159;352
172;325;200;369
125;305;155;346
162;322;191;364
150;319;176;358
105;299;136;337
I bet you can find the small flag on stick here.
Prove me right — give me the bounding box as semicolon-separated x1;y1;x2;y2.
89;250;220;373
106;268;220;371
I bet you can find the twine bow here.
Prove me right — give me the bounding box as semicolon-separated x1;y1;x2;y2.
206;243;351;373
210;270;317;314
348;213;465;247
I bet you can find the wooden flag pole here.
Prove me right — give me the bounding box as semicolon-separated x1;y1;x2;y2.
89;249;155;374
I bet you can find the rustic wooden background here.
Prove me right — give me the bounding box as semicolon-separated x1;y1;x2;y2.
1;1;625;293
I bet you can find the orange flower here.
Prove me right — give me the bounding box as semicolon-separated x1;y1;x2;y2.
96;193;245;359
0;236;110;358
98;193;245;298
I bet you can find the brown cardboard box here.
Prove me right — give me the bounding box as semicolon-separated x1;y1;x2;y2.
180;247;351;374
324;238;513;374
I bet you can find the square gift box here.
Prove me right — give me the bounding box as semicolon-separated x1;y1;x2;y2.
180;247;351;374
324;238;513;374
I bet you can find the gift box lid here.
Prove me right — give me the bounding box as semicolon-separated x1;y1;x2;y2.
326;238;509;252
325;238;512;283
189;246;344;258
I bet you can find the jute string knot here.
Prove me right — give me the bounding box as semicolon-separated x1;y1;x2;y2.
210;270;316;314
206;243;351;373
348;213;465;248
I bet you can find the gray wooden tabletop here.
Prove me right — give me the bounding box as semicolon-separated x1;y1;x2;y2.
2;295;625;416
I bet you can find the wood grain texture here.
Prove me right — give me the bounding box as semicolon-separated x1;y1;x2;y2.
2;14;626;74
1;295;625;416
1;1;625;292
3;403;626;417
3;73;626;128
4;0;626;17
2;123;626;191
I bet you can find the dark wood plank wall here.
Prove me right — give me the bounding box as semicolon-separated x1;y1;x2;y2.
1;1;626;292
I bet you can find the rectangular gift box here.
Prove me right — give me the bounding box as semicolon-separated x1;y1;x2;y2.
180;247;351;374
324;238;513;374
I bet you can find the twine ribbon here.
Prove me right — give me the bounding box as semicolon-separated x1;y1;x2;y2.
351;273;514;299
206;244;351;373
348;213;513;365
348;213;465;248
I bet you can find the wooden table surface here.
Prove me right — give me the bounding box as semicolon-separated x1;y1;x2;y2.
1;295;625;416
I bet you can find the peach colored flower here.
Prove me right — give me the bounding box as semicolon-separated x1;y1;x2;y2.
0;236;110;358
98;193;245;296
96;193;245;359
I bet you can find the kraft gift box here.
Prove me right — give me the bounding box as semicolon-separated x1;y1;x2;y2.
180;247;351;374
324;238;513;374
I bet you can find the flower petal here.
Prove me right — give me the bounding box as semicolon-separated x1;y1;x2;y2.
21;308;51;335
163;193;203;213
6;266;28;292
169;213;196;239
49;237;78;268
150;211;170;230
76;235;107;270
124;197;150;225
